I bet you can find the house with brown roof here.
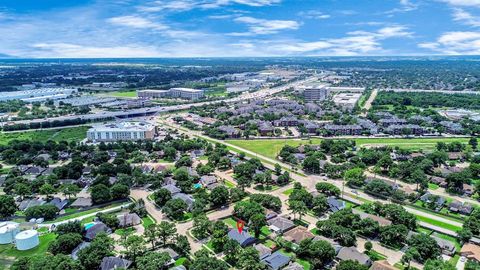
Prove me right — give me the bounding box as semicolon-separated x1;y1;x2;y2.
461;243;480;263
370;260;396;270
282;226;314;244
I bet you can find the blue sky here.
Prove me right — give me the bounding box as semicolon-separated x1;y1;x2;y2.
1;0;480;58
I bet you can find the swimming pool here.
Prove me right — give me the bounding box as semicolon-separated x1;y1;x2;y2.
194;183;202;189
84;222;95;230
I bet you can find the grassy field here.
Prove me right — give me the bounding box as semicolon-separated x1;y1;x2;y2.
0;233;56;261
226;137;470;159
44;201;127;224
100;90;137;98
0;126;89;145
416;215;463;232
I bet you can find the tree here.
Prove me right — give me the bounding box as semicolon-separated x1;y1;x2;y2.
175;156;192;168
250;194;282;212
297;238;335;269
210;186;229;207
236;247;267;270
233;201;264;223
78;233;114;270
96;212;120;230
312;195;329;217
121;235;145;263
61;184;80;199
145;224;158;248
289;200;308;221
344;167;365;187
14;183;31;200
25;204;58;220
223;239;240;264
379;224;408;248
469;137;478;150
110;184;130;200
48;233;83;255
11;254;82;270
192;215;212;240
364;241;373;252
55;221;83;235
162;198;188;220
336;260;369;270
136;251;171;270
303;155;320;173
407;233;441;262
423;259;456;270
0;195;17;218
274;163;282;175
315;182;341;197
157;221;177;247
175;234;191;256
90;184;112;204
40;183;56;199
249;214;267;238
153;188;172;207
190;250;229;270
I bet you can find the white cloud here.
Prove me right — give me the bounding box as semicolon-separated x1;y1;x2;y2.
107;16;167;30
441;0;480;7
138;0;281;12
298;10;331;20
31;43;164;58
419;31;480;54
348;26;413;39
230;16;300;35
452;8;480;27
385;0;418;14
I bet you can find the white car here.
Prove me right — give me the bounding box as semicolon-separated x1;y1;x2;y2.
460;256;467;262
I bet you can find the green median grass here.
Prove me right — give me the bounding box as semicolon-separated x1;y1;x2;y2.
44;201;127;224
0;126;89;145
416;215;462;232
226;137;470;159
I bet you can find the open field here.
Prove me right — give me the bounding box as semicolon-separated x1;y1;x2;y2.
0;126;89;145
226;137;470;159
0;233;56;261
99;90;137;98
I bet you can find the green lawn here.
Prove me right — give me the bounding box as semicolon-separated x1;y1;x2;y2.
366;250;387;261
115;227;136;236
0;233;56;259
142;215;155;229
0;126;89;145
224;180;236;188
416;215;462;232
44;201;128;223
226;137;470;159
102;90;137;98
428;183;440;190
282;188;294;195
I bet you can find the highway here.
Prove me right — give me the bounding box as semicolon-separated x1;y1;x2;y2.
0;76;317;127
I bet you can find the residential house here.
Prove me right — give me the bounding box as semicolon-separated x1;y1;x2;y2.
70;197;93;208
336;247;372;267
370;260;396;270
100;257;132;270
117;213;141;228
199;175;218;190
283;226;315;244
23;166;47;176
283;262;304;270
378;117;407;127
449;200;474;215
254;243;272;260
172;193;195;211
265;209;278;220
432;235;456;255
48;198;69;210
218;126;241;138
314;235;342;254
463;184;474;196
420;192;446;210
384;124;425;135
352;209;392;226
227;229;256;247
448;152;464;161
18;198;46;211
429;176;448;188
461;243;480;263
324;124;362;136
327;197;346;213
440;121;464;134
162;184;181;195
158;247;180;265
84;222;111;241
71;242;90;260
268;216;295;234
261;251;291;270
258;121;274;136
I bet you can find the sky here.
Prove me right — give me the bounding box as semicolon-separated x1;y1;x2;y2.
1;0;480;58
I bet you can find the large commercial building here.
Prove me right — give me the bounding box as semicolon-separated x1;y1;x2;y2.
332;93;362;111
0;88;77;102
169;88;204;100
87;121;156;142
137;88;204;100
304;86;329;102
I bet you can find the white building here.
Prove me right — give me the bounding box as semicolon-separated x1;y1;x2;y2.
0;88;77;102
304;86;329;102
333;93;362;111
137;89;170;99
87;121;156;142
169;88;204;100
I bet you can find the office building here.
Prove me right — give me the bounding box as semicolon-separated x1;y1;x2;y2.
332;93;362;111
87;121;156;142
169;88;204;100
0;88;77;102
304;86;329;102
137;89;170;99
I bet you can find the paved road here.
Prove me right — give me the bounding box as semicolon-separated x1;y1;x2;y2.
361;89;378;116
380;89;480;95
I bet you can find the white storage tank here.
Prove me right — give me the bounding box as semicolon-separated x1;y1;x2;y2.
15;230;39;250
0;222;20;244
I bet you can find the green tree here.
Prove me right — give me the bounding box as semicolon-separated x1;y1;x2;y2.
156;221;177;247
121;235;145;263
236;247;267;270
162;198;188;220
78;233;114;270
249;214;267;238
90;184;112;204
0;195;17;218
153;188;172;207
336;260;369;270
210;186;229;207
344;167;365;187
48;233;83;255
136;251;171;270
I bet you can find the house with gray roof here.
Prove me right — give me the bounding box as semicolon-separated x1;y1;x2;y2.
162;184;181;195
327;197;346;213
70;197;93;208
227;229;256;247
84;222;111;241
432;235;456;255
117;213;141;228
268;216;295;234
100;257;132;270
254;243;272;260
48;198;69;210
261;251;291;270
172;193;195;210
336;247;372;267
283;262;304;270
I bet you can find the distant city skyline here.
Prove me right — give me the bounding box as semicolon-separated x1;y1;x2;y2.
1;0;480;58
